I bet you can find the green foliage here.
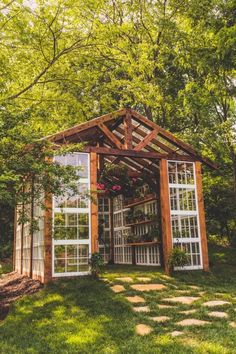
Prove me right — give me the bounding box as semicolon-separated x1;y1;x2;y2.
89;252;104;277
168;247;190;271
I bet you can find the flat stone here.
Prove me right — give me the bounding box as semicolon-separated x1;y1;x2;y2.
110;285;125;293
160;275;173;280
158;304;175;309
229;322;236;328
189;286;200;290
125;296;145;303
136;324;153;336
203;300;231;307
162;296;200;305
208;311;228;318
133;306;150;313
131;284;166;292
136;277;152;282
198;291;206;296
176;290;191;294
180;309;197;315
151;316;170;323
171;331;184;337
177;318;210;326
116;277;133;283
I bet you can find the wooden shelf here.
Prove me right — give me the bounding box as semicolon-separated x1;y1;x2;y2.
125;219;157;227
124;194;157;208
124;241;161;246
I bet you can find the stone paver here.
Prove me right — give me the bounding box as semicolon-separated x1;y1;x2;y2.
198;291;206;296
116;277;133;283
158;304;175;309
229;322;236;328
150;316;170;323
133;306;150;313
131;284;166;292
208;311;228;318
171;331;184;337
125;296;145;303
136;277;152;282
176;290;191;294
162;296;200;305
136;324;153;336
189;285;200;290
110;285;125;293
177;318;210;326
203;300;230;307
180;309;197;315
160;275;173;280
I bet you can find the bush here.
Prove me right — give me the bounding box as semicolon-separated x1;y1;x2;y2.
89;253;104;277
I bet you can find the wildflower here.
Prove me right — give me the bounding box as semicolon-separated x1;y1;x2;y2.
112;185;122;191
97;183;105;190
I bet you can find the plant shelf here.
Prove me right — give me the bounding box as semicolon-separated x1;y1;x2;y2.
125;219;158;227
124;194;157;208
124;241;161;246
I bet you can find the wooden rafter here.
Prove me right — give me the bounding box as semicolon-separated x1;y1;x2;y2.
98;123;124;150
134;128;158;151
124;111;133;149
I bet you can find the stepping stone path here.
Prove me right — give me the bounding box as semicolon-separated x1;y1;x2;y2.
136;277;151;282
110;285;125;293
136;324;153;336
116;277;133;283
158;304;175;309
131;284;166;292
177;319;210;327
171;331;184;337
208;311;228;318
229;322;236;328
151;316;170;323
162;297;200;305
180;309;197;315
133;306;150;313
125;296;145;303
203;300;230;307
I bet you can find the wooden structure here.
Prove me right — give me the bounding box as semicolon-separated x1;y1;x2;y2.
13;109;214;283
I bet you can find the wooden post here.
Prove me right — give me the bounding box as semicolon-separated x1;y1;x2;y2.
29;177;35;278
44;193;52;283
20;185;25;275
195;162;209;271
160;159;172;274
90;152;99;253
109;197;114;263
13;207;17;271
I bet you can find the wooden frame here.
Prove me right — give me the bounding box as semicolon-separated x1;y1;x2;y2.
14;108;213;282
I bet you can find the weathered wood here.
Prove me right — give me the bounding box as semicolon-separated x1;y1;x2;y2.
159;159;172;274
195;162;209;271
13;208;17;271
44;193;52;283
124;111;133;149
98;123;124;150
90;152;99;253
20;185;25;275
134;129;158;151
29;177;35;278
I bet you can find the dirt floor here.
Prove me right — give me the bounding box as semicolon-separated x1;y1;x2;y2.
0;272;42;320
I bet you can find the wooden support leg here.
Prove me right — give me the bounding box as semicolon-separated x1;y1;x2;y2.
160;159;172;274
195;162;209;271
90;152;99;254
44;193;52;283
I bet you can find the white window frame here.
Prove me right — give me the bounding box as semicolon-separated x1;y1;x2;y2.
52;153;91;277
167;160;203;270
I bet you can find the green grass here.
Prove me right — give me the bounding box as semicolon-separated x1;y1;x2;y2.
0;244;236;354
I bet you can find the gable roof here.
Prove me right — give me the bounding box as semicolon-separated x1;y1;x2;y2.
46;108;216;169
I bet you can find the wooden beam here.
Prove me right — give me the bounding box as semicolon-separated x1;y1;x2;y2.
160;159;172;274
131;110;217;169
109;197;114;263
90;152;99;253
44;193;52;284
134;129;158;151
47;109;127;142
98;123;124;150
195;162;209;271
124;112;133;149
86;146;195;162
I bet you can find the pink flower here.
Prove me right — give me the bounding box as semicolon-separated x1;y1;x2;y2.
97;183;105;190
112;185;122;191
132;178;137;182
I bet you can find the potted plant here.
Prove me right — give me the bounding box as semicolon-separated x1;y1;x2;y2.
168;246;190;275
89;253;104;278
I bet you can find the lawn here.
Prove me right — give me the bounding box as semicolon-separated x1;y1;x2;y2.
0;243;236;354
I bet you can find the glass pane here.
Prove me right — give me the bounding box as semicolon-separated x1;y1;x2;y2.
78;226;89;239
54;245;66;273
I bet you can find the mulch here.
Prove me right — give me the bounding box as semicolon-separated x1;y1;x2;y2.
0;272;42;320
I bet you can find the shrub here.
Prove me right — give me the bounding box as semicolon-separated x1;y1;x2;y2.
89;253;104;278
168;247;190;273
